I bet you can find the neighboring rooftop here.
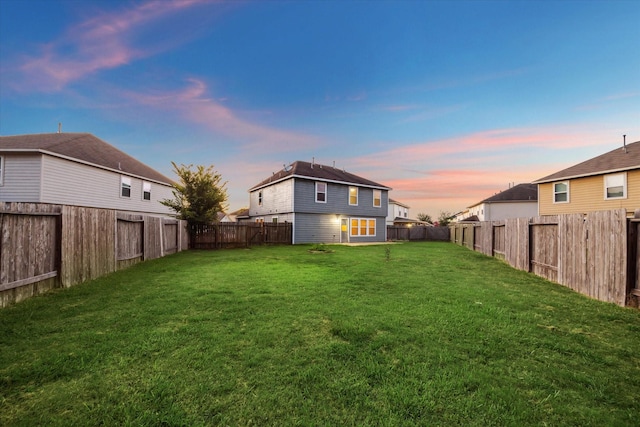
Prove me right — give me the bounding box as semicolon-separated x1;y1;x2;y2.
0;133;172;184
468;183;537;208
533;140;640;184
389;198;410;208
250;160;390;191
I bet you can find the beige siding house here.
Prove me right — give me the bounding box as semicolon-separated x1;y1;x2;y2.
0;133;175;216
533;140;640;216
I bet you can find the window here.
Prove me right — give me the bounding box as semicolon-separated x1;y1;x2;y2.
0;156;4;186
258;190;263;206
272;217;278;224
553;182;569;203
604;173;626;199
350;218;376;237
349;186;358;205
316;182;327;203
121;176;131;198
373;190;381;207
142;182;151;201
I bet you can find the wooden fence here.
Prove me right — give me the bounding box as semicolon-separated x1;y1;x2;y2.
450;209;632;306
387;225;450;241
190;223;292;249
0;203;188;308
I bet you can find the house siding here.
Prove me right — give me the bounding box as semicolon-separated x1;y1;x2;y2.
468;201;538;221
293;179;387;216
0;153;43;202
294;213;342;244
249;179;294;217
538;170;640;216
40;155;174;215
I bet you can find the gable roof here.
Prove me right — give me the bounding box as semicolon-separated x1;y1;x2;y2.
533;140;640;184
249;160;391;191
389;198;410;208
0;132;172;185
470;183;538;208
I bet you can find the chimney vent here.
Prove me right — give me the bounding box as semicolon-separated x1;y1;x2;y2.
623;134;627;153
57;123;62;133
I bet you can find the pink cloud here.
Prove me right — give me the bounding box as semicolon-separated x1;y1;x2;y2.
10;0;208;92
122;78;321;150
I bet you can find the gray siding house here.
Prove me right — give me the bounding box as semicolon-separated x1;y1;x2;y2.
248;161;391;244
0;133;174;216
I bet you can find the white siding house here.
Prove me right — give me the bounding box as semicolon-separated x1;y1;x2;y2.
248;161;391;244
0;133;174;216
387;199;409;225
465;183;538;221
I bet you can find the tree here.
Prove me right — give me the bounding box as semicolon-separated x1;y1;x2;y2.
437;210;453;227
417;212;432;224
161;162;228;225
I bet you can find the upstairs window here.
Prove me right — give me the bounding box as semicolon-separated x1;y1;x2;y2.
604;173;626;199
553;182;569;203
316;182;327;203
142;182;151;201
373;190;381;207
258;190;263;206
121;176;131;198
349;186;358;206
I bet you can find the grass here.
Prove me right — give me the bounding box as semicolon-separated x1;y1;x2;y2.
1;242;639;426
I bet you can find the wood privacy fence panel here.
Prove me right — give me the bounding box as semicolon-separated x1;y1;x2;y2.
163;221;179;254
493;223;506;260
504;217;530;272
1;203;187;308
387;226;450;241
530;216;559;283
583;209;627;305
61;206;117;287
450;209;629;306
190;223;292;249
0;203;62;306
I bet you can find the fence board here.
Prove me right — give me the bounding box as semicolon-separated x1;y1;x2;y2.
190;223;292;249
451;209;629;306
530;216;559;282
504;218;529;271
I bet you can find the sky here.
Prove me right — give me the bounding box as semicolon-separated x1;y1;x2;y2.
1;0;639;218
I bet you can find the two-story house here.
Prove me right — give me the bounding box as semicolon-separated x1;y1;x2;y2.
533;139;640;216
0;132;174;216
466;183;538;221
248;161;391;244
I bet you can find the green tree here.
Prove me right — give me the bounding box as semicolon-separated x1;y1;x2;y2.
437;210;453;227
161;162;228;225
417;212;432;223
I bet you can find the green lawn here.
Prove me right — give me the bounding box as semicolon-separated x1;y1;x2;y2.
1;242;639;426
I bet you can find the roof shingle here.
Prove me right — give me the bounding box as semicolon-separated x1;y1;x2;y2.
0;133;172;184
533;140;640;183
250;160;390;191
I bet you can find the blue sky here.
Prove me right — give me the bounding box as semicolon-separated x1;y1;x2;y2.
1;0;639;217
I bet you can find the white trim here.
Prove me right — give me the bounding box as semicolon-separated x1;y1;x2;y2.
142;181;151;201
0;155;4;186
553;181;569;204
120;176;132;198
250;174;391;192
349;217;376;237
533;166;639;184
0;148;172;186
315;181;327;203
373;189;381;207
604;172;627;200
349;186;358;206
